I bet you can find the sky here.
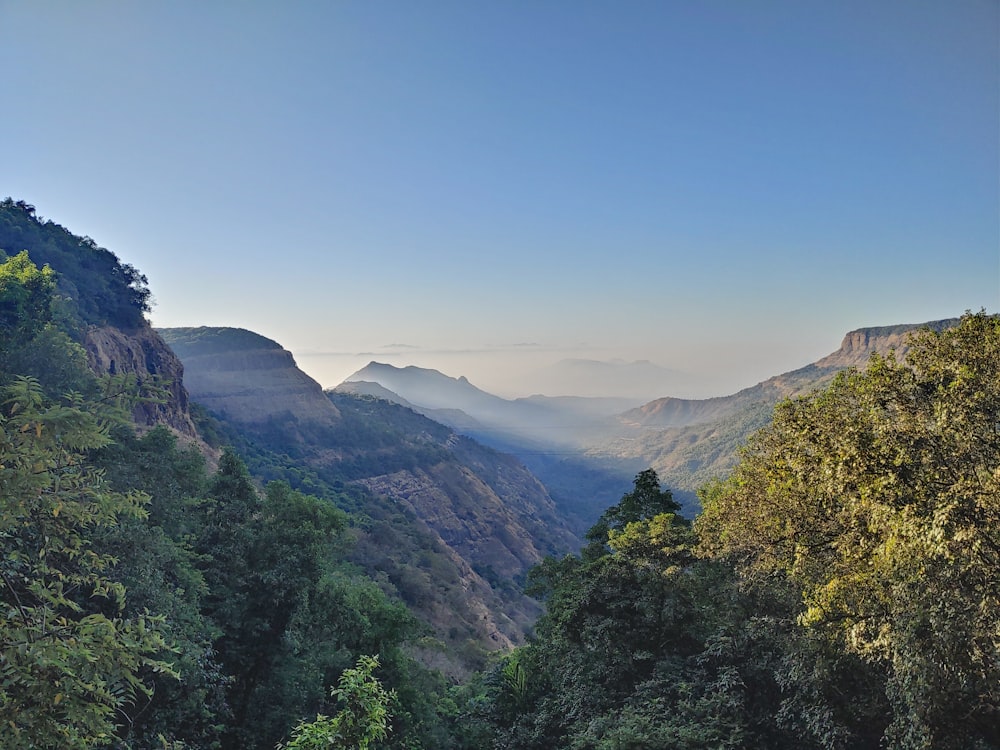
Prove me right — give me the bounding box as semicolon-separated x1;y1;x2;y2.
2;1;997;399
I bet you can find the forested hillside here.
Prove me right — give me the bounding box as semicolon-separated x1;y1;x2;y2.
471;314;1000;749
0;202;487;748
1;198;996;749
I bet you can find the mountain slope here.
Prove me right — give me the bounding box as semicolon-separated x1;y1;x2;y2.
159;327;342;430
594;318;962;506
163;328;579;675
337;364;643;531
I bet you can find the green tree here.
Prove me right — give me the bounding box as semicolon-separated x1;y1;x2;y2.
584;468;682;557
92;425;227;749
197;460;351;749
278;655;393;750
0;251;97;398
698;312;1000;749
0;250;55;349
0;198;151;329
0;376;173;748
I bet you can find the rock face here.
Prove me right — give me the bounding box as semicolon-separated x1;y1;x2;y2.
354;438;576;581
157;327;341;429
814;319;958;370
85;323;200;440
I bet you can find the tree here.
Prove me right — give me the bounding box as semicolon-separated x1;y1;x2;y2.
278;655;393;750
698;312;1000;749
485;471;725;749
0;251;96;398
584;468;682;557
0;198;151;329
0;376;173;748
0;250;55;350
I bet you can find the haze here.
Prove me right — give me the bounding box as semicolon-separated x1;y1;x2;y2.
2;2;997;399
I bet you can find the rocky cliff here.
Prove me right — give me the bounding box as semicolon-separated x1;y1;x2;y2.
158;327;341;429
618;319;959;430
85;323;201;440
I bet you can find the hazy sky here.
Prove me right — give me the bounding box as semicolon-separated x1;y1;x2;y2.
3;1;997;398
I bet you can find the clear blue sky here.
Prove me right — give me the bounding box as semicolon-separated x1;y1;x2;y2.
3;1;997;397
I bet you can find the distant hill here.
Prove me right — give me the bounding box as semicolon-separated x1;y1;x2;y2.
342;320;963;518
594;318;961;506
338;363;645;529
341;361;640;447
159;326;342;433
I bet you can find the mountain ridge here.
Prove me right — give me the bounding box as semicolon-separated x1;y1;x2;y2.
337;318;964;516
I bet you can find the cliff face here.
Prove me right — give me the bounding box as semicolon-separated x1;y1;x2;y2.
814;319;958;370
157;327;341;429
85;324;200;440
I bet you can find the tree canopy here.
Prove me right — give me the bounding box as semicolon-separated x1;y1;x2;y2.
0;199;150;330
697;311;1000;747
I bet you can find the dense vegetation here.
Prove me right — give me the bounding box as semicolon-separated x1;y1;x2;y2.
0;249;482;748
0;200;150;330
2;202;996;748
473;313;999;749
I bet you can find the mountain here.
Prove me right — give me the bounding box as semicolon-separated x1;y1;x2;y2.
162;328;580;676
159;326;342;432
592;319;962;506
1;199;586;744
342;320;963;518
0;199;202;446
339;363;645;530
342;362;641;447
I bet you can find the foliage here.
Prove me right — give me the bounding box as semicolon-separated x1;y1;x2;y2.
697;312;1000;748
0;376;173;749
583;467;681;556
278;655;393;750
0;199;150;330
91;426;227;749
0;251;98;398
0;249;56;349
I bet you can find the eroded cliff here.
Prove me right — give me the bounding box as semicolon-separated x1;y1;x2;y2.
85;324;200;440
158;326;341;429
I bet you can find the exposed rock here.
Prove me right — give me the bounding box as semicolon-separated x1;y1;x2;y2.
85;324;200;440
158;326;341;429
815;319;958;369
619;319;960;430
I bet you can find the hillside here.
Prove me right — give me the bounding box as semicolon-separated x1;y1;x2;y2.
162;327;580;675
594;318;961;505
342;320;962;516
160;326;342;432
338;364;643;528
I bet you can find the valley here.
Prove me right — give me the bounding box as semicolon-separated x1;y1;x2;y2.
2;197;992;748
